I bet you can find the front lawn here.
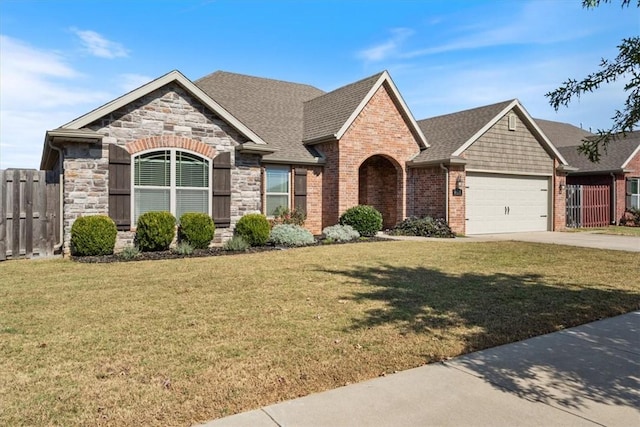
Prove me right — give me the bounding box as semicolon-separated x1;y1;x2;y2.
1;241;638;426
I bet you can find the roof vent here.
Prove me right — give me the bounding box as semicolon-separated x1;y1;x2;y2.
508;113;517;131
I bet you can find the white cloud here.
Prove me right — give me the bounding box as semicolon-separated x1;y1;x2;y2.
0;35;112;169
357;28;414;62
71;28;129;59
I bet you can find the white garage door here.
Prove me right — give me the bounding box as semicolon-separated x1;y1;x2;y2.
466;174;550;234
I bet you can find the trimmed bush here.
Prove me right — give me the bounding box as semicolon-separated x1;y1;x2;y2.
235;213;270;246
322;224;360;242
179;213;215;249
70;215;117;256
269;224;315;247
135;211;176;252
339;205;383;237
391;216;455;238
222;235;250;252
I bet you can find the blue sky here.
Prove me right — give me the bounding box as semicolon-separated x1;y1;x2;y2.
0;0;637;169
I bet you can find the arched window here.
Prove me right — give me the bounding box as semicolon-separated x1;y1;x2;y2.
133;149;210;223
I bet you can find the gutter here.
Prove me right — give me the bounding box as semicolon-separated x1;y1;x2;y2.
47;138;64;253
440;163;449;222
611;172;617;225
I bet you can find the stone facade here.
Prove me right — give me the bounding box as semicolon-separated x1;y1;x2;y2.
59;82;262;251
62;142;109;253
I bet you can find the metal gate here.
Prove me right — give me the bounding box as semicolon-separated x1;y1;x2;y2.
566;184;610;228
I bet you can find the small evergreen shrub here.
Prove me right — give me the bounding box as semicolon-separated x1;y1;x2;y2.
179;213;215;249
270;206;306;227
391;216;455;238
119;245;140;260
339;205;383;237
269;224;315;247
172;241;194;256
222;235;250;251
235;213;270;246
135;211;176;252
70;215;117;256
322;224;360;242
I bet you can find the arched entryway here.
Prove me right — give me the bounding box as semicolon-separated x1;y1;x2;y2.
358;155;401;229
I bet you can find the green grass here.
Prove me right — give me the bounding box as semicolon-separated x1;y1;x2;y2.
1;241;638;426
566;225;640;236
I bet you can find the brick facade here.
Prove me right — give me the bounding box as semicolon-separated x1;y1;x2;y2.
314;84;421;229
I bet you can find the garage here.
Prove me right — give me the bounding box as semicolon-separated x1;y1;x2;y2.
465;173;550;234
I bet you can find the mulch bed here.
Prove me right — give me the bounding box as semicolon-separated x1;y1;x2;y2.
73;236;391;263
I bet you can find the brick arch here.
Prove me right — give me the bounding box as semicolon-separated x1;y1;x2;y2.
358;154;402;228
125;136;216;158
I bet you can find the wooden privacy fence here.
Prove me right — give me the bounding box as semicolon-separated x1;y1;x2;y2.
0;169;60;260
566;184;610;228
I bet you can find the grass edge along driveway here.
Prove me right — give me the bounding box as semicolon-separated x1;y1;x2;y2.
1;240;638;426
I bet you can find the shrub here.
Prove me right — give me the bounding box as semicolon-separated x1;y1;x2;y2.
70;215;117;256
235;213;270;246
223;235;250;252
391;216;455;238
270;206;306;227
620;207;640;227
339;205;383;237
179;213;215;249
322;224;360;242
135;211;176;252
172;241;194;256
118;245;140;260
269;224;315;247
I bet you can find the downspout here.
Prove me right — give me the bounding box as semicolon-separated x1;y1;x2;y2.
440;163;449;222
48;139;64;252
610;173;617;225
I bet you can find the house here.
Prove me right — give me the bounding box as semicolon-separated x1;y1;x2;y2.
40;70;572;253
537;119;640;224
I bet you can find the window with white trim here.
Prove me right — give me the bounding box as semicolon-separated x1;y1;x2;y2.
265;165;290;216
630;178;640;209
133;149;210;224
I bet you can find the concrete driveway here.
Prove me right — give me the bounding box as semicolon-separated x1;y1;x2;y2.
469;231;640;252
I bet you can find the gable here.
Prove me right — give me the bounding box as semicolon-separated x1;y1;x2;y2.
462;110;554;175
83;82;247;147
340;83;423;160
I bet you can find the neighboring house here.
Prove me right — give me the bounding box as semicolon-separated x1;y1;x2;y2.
40;70;573;252
537;119;640;224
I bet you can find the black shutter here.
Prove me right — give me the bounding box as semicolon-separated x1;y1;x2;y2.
108;144;131;230
626;178;633;209
212;152;231;227
293;168;307;214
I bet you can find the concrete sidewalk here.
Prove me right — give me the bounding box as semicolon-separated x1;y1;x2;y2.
198;312;640;427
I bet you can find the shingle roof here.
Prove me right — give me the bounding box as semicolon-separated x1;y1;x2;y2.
535;118;593;148
413;100;514;162
303;72;384;142
558;131;640;173
195;71;326;162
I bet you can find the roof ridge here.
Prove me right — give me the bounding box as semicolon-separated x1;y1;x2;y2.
195;70;324;93
307;71;385;103
418;99;515;123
